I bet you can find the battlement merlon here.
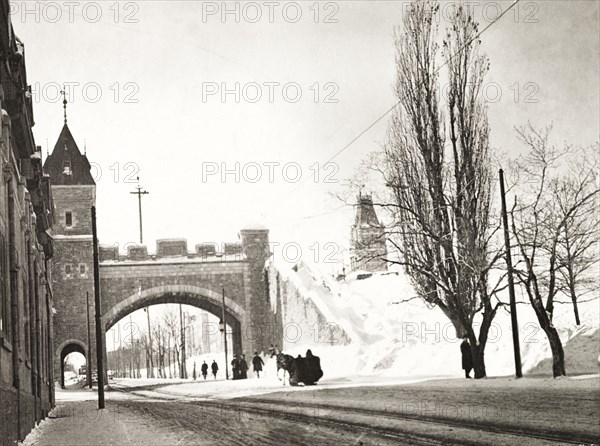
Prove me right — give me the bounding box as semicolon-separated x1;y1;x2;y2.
98;228;271;263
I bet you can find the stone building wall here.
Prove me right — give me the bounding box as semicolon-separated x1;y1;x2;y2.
0;9;56;442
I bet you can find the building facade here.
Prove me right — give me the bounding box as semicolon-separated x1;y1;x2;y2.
349;193;388;272
0;3;56;443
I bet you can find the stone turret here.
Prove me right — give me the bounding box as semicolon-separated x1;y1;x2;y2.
350;193;388;272
43;119;99;387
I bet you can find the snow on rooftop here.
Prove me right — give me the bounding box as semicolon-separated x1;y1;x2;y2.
240;222;268;231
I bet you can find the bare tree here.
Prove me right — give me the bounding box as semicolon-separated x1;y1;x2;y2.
553;154;600;325
510;124;599;377
163;307;180;379
152;321;166;378
381;1;501;378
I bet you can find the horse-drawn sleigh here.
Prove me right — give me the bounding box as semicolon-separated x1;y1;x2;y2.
276;349;323;386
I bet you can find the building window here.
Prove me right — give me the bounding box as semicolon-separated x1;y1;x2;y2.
65;211;72;227
23;276;30;358
65;264;72;277
63;161;72;175
79;264;86;276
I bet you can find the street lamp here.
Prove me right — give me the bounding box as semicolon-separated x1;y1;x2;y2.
219;317;229;380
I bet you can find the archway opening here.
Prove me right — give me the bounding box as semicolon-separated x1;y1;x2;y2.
105;303;237;381
60;344;86;389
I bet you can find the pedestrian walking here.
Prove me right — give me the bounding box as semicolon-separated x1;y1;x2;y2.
239;354;249;379
211;360;218;379
193;362;197;380
460;338;473;378
201;361;208;380
252;352;265;378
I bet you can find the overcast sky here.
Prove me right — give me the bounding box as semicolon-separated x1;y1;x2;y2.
11;0;600;272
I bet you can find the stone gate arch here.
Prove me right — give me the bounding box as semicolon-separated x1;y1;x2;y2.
56;339;87;388
102;284;246;355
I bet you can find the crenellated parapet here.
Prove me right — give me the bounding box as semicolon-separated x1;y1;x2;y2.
98;238;246;263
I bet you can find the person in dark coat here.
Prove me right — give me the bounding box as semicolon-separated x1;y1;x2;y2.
201;361;209;380
231;355;239;380
460;338;473;378
289;354;305;386
252;352;265;378
211;360;218;379
239;355;249;379
303;349;323;385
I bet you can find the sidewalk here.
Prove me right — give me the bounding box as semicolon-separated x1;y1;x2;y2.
21;392;180;446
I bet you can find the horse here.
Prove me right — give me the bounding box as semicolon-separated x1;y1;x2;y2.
276;352;295;385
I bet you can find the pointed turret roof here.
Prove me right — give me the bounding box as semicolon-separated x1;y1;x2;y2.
43;124;95;185
354;193;381;227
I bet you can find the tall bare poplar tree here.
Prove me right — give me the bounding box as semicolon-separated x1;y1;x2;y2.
384;0;499;378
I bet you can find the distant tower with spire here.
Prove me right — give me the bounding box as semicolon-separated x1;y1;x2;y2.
349;191;388;272
42;92;98;385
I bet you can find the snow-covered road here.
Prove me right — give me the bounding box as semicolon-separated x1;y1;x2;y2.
22;375;599;445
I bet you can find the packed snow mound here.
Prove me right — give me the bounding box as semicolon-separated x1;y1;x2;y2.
279;262;600;379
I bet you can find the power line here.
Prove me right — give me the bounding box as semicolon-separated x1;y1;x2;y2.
274;0;521;204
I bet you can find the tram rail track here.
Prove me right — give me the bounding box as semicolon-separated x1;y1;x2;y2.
114;384;596;445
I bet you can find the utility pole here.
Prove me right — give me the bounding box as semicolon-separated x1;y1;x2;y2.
156;327;161;378
130;177;149;244
129;314;134;378
499;169;523;378
144;306;154;378
179;304;187;379
131;180;152;378
91;206;105;408
116;323;121;378
220;288;229;380
85;291;92;389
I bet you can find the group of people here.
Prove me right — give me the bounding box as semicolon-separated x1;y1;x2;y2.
289;349;323;386
197;360;219;380
231;352;266;380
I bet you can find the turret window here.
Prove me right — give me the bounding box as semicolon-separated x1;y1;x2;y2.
65;211;72;227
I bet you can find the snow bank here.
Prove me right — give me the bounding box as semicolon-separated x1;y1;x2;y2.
274;262;600;379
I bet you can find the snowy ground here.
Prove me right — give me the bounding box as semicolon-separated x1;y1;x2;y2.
110;369;455;401
21;373;599;446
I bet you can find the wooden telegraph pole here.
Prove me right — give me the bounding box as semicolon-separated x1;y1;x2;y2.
85;291;92;389
179;304;187;379
499;169;523;378
91;206;105;408
130;177;149;245
131;179;153;378
221;288;229;380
